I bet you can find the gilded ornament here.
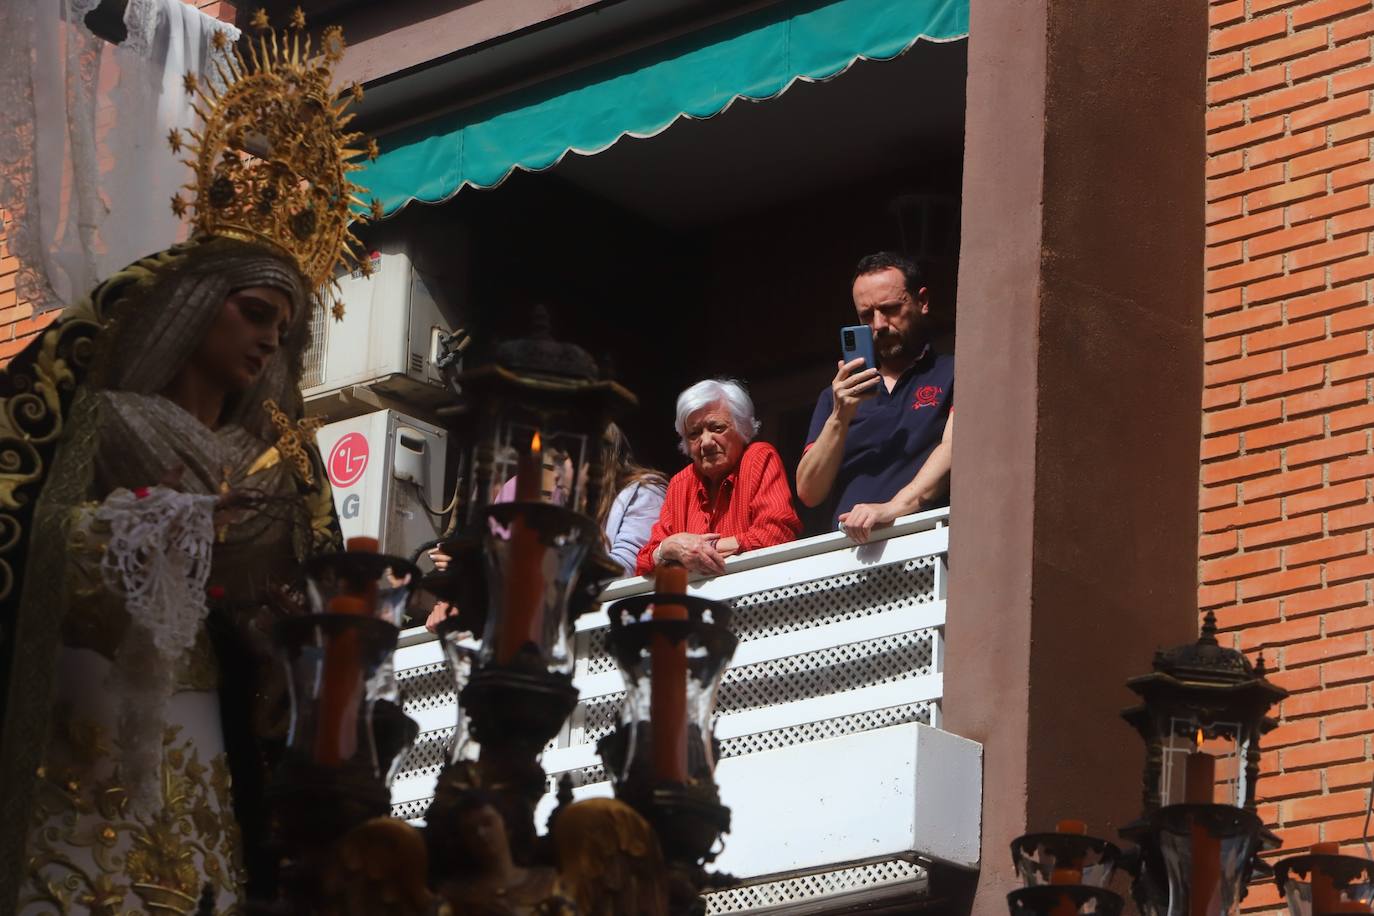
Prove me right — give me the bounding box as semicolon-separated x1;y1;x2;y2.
22;727;242;914
264;399;325;486
170;9;374;317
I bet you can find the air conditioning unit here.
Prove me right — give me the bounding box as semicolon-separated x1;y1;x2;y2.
317;408;451;560
303;243;457;409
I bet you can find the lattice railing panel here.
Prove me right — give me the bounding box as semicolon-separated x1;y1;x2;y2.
704;858;927;913
578;628;937;747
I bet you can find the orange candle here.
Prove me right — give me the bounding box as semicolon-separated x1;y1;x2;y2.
1049;818;1087;916
1050;876;1081;916
314;594;369;766
515;431;542;501
1186;752;1220;916
1312;842;1343;915
498;433;547;664
650;564;690;783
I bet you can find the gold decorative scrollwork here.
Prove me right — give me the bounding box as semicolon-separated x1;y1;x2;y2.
0;317;100;602
21;722;243;915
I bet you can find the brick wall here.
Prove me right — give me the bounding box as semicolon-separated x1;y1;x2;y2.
1203;0;1374;908
0;1;235;364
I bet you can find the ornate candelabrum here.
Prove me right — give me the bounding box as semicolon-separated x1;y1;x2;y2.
1118;611;1287;916
423;313;639;883
267;539;422;911
1008;821;1125;916
596;566;739;916
1274;845;1374;916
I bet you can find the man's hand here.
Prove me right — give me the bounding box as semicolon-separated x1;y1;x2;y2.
831;358;881;424
657;532;727;575
838;501;900;544
715;536;740;558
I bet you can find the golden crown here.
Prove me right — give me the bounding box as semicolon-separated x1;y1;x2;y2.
169;8;382;318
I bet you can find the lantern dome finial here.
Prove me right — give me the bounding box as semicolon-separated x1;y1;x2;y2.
1199;610;1219;646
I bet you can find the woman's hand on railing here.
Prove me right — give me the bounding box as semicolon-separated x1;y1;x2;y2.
655;532;727;575
427;545;451;572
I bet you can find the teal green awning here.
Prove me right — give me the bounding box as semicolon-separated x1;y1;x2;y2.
357;0;968;217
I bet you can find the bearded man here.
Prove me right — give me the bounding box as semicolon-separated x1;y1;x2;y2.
796;251;954;543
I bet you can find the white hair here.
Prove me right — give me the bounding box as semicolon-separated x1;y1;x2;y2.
674;378;761;455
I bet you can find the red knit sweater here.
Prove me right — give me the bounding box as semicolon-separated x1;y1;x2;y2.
634;441;801;575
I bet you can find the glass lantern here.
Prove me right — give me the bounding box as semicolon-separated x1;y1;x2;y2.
1120;611;1287;916
1152;805;1267;916
1008;821;1125;916
479;502;599;674
1121;611;1286;817
275;613;402;777
287;545;422;783
596;593;738;787
1013;824;1123;888
449;307;638;531
1275;846;1374;916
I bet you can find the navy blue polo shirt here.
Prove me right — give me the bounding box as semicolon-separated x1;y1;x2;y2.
804;349;954;523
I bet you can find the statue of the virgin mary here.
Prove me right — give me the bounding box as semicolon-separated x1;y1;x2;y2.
0;13;375;914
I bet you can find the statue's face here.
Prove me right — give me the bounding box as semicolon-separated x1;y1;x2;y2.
459;804;510;869
192;285;294;392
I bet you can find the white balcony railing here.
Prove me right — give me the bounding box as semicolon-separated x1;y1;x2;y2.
388;506;981;914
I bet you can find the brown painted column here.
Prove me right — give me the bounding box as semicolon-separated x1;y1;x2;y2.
945;1;1206;913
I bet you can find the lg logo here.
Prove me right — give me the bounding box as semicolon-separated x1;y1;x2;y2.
328;432;369;488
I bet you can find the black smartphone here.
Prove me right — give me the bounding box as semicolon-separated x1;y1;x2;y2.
840;325;877;371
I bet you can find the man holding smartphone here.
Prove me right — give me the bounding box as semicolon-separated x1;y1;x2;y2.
796;251;954;543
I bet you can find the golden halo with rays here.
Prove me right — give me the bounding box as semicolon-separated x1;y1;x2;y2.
168;7;382;319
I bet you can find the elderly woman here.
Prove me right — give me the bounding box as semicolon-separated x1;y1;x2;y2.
635;379;800;576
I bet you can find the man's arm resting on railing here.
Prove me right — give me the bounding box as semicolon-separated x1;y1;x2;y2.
839;413;953;544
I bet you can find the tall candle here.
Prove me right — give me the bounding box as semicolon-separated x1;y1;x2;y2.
1049;818;1087;916
499;431;545;664
1312;842;1343;915
315;593;369;766
515;431;542;501
1187;752;1221;916
650;563;690;783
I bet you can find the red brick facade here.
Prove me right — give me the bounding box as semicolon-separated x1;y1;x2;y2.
1203;0;1374;907
0;1;235;359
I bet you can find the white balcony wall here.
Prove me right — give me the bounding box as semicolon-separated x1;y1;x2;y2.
388;507;981;914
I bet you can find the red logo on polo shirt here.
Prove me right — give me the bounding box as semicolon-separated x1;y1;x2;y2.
913;385;943;410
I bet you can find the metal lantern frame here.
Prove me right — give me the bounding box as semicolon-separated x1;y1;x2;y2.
1116;611;1288;916
1121;611;1287;818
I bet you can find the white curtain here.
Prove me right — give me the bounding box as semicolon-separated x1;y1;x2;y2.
0;0;239;314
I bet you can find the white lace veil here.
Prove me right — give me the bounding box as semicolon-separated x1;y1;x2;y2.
0;0;239;313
